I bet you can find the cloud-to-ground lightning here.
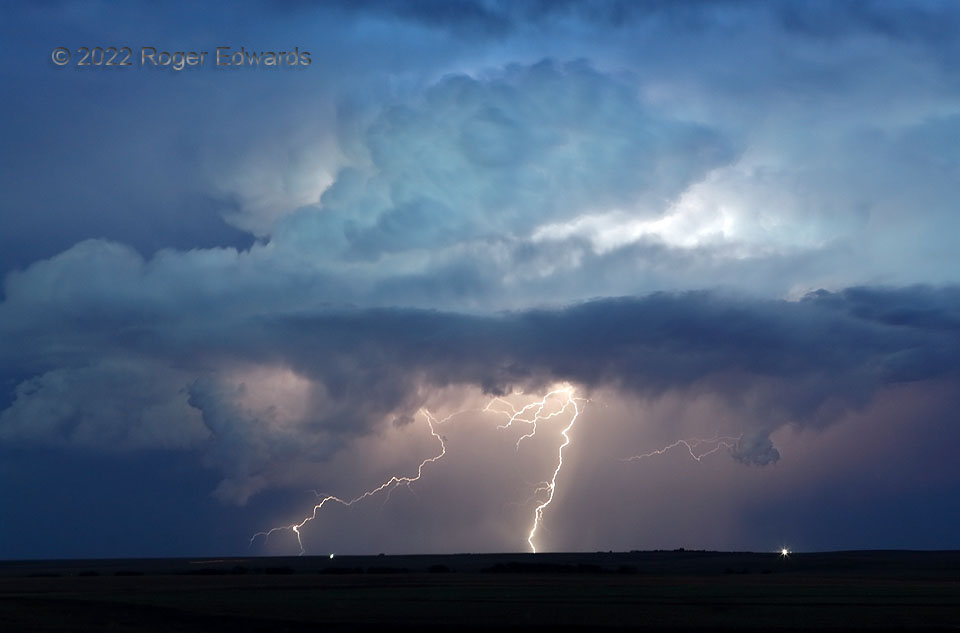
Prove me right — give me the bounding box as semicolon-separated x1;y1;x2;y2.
251;386;587;555
525;390;583;553
250;409;448;555
478;387;588;551
622;436;740;464
251;389;748;556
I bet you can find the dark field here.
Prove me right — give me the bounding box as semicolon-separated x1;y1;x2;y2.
1;550;958;631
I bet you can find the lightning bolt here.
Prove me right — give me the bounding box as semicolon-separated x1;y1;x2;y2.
622;435;740;463
524;389;583;553
485;388;582;449
251;386;586;556
249;408;447;555
482;387;587;551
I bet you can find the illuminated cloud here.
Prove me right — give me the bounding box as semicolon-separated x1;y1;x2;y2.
4;277;958;508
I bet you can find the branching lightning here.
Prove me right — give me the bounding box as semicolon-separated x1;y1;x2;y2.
250;388;749;556
484;388;581;450
480;387;587;551
525;390;582;553
250;409;447;555
622;435;740;464
251;386;586;555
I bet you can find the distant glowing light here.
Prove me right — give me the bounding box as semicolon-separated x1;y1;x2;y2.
780;547;791;558
329;553;335;560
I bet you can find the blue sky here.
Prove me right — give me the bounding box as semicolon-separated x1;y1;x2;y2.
1;0;959;558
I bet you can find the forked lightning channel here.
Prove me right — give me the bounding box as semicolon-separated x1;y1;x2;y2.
623;436;740;463
251;387;585;555
251;388;737;555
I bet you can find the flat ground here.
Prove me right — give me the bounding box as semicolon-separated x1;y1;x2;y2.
0;551;958;631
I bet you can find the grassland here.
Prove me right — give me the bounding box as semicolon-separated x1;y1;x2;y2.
1;550;958;631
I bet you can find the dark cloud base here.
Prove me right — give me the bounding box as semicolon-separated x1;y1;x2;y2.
5;284;957;460
263;285;960;411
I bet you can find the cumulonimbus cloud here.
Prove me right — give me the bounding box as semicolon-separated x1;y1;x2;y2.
2;53;958;504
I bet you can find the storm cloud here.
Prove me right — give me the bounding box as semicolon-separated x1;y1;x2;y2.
2;0;959;556
3;278;957;501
